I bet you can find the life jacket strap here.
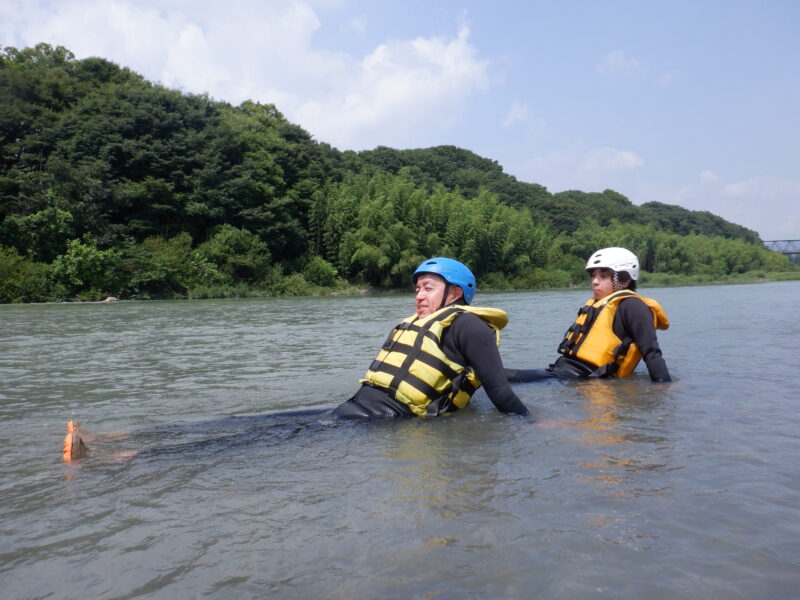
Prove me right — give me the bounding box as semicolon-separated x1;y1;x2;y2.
382;321;441;352
377;362;445;402
558;310;596;355
386;308;461;399
588;362;616;378
369;345;459;382
423;369;477;416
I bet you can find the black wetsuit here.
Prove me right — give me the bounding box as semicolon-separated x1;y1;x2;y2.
334;312;529;418
507;296;671;383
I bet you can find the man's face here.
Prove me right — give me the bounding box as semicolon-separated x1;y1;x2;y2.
415;274;462;317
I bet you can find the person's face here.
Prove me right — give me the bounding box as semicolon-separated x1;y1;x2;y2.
589;268;615;300
415;274;463;317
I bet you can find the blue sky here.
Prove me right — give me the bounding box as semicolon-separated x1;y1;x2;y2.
2;0;798;240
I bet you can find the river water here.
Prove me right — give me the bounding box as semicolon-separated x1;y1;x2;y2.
1;281;799;599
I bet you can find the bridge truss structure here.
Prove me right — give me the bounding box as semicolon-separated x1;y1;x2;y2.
764;240;800;255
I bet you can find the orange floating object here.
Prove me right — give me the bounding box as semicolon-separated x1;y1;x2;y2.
63;420;87;462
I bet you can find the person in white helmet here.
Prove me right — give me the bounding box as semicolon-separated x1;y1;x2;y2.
507;247;671;382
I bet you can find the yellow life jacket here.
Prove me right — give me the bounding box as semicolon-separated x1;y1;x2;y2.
360;305;508;416
557;290;669;377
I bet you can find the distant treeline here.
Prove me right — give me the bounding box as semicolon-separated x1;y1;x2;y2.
1;43;795;303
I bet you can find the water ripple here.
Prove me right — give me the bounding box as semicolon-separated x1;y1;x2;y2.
2;284;800;598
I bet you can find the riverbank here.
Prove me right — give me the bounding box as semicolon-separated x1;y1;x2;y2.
188;268;800;298
35;268;800;304
638;269;800;287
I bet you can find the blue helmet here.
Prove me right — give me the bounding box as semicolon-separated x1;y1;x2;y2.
412;257;476;304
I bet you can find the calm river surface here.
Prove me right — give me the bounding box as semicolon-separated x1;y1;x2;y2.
1;281;799;599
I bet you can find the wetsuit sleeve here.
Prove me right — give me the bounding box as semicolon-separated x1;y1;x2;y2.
447;314;529;415
616;298;671;382
504;368;557;382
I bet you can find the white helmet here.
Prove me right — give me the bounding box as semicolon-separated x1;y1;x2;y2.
585;247;639;280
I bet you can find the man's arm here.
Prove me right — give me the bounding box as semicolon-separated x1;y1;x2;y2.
448;314;530;415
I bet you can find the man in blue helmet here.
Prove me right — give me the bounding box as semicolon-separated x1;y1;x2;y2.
61;257;528;461
333;257;529;418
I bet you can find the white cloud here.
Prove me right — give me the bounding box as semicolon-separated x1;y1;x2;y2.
294;25;489;149
1;1;489;150
1;0;181;79
501;101;529;127
163;23;228;94
658;70;681;86
583;147;644;170
700;170;720;182
342;15;367;35
596;49;643;76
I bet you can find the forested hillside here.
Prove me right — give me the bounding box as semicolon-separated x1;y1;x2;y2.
1;43;794;303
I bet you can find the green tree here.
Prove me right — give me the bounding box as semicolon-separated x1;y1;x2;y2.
195;224;271;284
0;202;73;261
121;232;210;298
0;246;60;303
303;255;338;287
50;236;122;298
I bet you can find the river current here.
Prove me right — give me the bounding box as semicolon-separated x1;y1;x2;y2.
1;281;799;599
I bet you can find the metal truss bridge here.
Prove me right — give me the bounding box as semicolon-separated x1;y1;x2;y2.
764;240;800;255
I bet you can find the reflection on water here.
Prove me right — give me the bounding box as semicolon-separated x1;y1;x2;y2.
2;282;800;599
569;379;674;508
576;379;639;446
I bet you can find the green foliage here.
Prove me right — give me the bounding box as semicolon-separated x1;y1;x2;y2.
269;273;315;296
195;224;271;284
188;282;261;299
303;256;338;287
0;202;74;261
1;43;796;303
359;145;550;210
0;246;63;302
50;236;121;298
311;172;558;287
120;232;209;298
552;221;794;284
638;201;759;243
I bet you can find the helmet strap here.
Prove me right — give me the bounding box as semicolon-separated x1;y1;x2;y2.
439;283;452;310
